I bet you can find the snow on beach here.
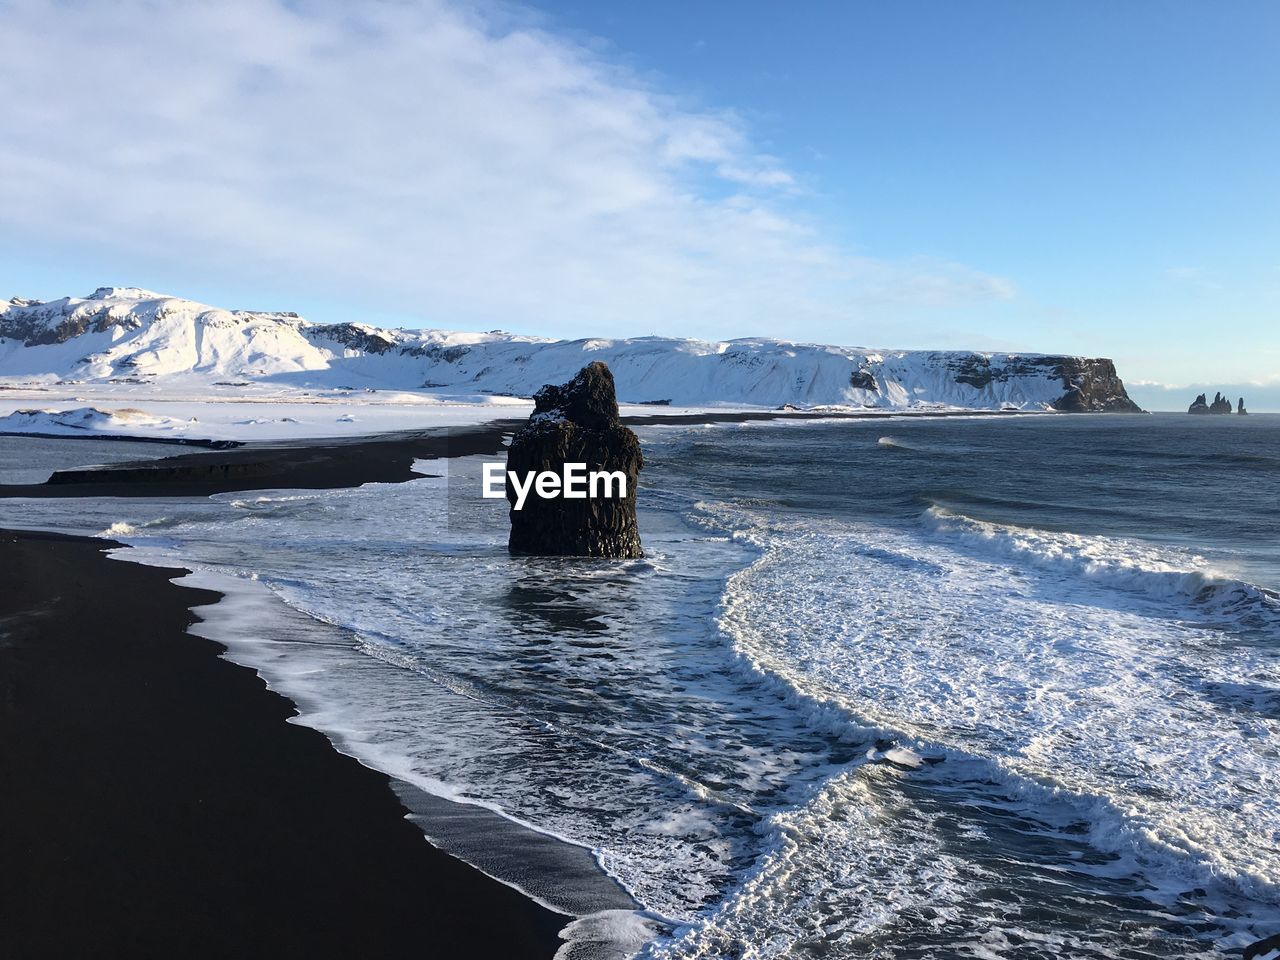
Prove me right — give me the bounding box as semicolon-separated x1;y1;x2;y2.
0;385;804;443
0;387;531;441
0;405;189;437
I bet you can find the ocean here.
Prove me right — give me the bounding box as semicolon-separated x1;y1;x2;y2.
3;412;1277;958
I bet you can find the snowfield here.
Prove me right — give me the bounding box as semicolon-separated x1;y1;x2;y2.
0;393;532;441
0;287;1141;439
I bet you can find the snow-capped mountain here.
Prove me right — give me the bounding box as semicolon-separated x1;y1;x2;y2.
0;288;1141;411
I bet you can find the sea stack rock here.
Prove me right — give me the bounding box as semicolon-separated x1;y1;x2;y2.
1238;397;1248;415
1188;393;1210;414
1210;391;1233;414
506;361;643;558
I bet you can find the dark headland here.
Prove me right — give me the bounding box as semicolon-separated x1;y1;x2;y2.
0;529;565;959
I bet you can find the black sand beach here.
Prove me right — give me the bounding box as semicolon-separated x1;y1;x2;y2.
0;529;566;959
0;422;523;498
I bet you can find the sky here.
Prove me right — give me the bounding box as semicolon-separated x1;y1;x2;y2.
0;0;1276;408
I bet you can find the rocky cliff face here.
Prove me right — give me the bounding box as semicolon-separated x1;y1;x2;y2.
1050;358;1143;413
306;323;397;355
946;355;1140;413
505;362;643;558
0;289;144;345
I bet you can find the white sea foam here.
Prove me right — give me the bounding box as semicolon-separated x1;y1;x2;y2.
642;763;973;959
556;910;670;960
96;516;180;537
669;498;1280;956
925;505;1280;627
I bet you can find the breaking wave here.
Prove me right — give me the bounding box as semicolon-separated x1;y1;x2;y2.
924;505;1280;629
877;435;913;452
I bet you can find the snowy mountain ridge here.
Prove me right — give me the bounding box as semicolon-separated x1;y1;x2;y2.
0;288;1141;412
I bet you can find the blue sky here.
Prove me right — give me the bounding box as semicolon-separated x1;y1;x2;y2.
1;0;1276;407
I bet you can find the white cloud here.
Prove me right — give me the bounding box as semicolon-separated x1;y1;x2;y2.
0;0;1014;338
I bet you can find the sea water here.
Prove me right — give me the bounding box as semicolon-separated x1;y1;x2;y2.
2;413;1277;958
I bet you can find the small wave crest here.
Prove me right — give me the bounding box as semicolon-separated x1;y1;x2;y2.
555;910;669;960
924;505;1280;628
226;493;323;509
96;517;179;538
877;435;912;452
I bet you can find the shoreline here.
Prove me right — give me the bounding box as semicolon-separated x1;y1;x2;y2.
0;422;523;498
0;528;567;959
0;406;1060;499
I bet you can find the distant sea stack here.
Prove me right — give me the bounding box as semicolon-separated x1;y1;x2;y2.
1188;392;1241;415
506;362;643;558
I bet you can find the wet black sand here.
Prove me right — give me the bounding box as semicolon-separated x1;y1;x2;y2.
0;529;566;959
0;423;523;498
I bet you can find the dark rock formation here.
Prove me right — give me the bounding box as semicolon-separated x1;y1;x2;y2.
946;354;1142;412
0;299;138;346
849;368;878;391
1238;396;1248;415
1048;358;1143;412
306;323;397;355
1191;392;1238;415
1244;932;1280;960
506;362;643;558
401;343;471;363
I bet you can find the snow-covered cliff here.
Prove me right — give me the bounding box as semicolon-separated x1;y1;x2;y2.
0;288;1141;412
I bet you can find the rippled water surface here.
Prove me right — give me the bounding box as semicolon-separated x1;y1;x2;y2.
2;412;1277;958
